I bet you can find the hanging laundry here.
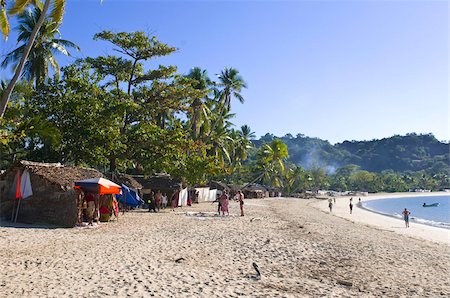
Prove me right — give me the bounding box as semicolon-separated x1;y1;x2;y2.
15;171;22;199
20;169;33;199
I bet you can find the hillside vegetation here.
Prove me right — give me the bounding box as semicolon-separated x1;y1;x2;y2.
253;133;449;175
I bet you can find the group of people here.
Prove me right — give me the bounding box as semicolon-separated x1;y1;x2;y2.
76;191;119;225
328;197;361;214
147;191;169;212
215;190;245;216
327;195;413;229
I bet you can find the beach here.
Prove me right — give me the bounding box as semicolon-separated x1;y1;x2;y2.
315;192;450;245
1;198;449;297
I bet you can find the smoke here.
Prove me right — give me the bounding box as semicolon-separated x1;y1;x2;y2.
299;145;338;175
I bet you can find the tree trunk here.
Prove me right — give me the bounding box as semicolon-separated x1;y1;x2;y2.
0;0;51;118
109;155;117;172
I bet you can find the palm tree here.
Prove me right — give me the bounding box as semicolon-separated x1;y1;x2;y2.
208;110;235;166
1;0;67;117
252;139;289;187
2;6;79;87
216;67;247;111
186;67;212;139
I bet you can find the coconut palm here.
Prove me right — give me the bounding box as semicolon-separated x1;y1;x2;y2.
1;0;67;117
2;6;79;87
186;67;213;139
255;139;289;187
216;67;247;111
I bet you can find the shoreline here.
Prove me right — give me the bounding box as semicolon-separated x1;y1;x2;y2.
313;192;450;245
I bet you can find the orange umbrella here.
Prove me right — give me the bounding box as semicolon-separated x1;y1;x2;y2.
74;178;121;195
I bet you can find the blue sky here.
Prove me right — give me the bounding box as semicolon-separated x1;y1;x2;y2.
1;0;448;144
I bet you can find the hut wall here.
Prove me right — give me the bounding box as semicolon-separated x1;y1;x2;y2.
0;172;78;227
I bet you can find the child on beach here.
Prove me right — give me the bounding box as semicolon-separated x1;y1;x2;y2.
349;198;353;214
328;200;333;212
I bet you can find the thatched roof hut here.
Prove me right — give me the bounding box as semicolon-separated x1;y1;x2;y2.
133;173;182;200
105;172;142;190
242;183;267;199
0;161;103;227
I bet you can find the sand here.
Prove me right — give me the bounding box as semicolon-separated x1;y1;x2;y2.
1;198;449;297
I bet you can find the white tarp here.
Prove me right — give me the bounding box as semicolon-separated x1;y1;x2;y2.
20;169;33;199
208;189;217;202
195;187;210;202
178;188;188;206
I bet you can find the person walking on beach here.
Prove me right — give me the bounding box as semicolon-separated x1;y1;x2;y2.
328;200;333;212
349;198;353;214
402;208;411;228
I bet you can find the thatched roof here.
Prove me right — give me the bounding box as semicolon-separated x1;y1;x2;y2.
105;172;142;190
5;160;103;191
134;173;182;190
227;184;243;192
209;181;231;191
242;183;268;192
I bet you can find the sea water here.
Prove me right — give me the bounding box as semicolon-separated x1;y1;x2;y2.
361;195;450;229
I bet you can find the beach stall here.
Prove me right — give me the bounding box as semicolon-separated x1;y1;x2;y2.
0;160;103;227
134;173;183;206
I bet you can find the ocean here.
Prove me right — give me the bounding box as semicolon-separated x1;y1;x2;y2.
361;195;450;229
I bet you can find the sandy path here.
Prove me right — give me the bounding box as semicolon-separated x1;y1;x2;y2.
1;198;449;297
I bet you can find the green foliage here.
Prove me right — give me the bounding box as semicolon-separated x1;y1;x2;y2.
1;5;79;86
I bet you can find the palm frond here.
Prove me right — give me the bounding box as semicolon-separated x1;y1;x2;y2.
49;0;66;24
47;54;59;76
8;0;33;15
51;38;80;51
1;44;26;69
0;8;9;38
33;0;44;10
49;41;69;55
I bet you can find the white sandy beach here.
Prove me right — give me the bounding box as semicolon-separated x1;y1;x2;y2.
1;197;449;297
315;192;450;245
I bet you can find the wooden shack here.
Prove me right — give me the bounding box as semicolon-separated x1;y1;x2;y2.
0;161;103;227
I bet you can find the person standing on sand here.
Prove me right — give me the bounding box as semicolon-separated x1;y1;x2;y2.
171;190;180;211
238;190;245;216
85;192;96;225
349;198;353;214
215;193;221;215
402;208;411;228
220;191;229;216
333;197;336;204
162;193;168;209
328;200;333;212
155;191;161;212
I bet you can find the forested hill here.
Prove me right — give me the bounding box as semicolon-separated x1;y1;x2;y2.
253;133;449;174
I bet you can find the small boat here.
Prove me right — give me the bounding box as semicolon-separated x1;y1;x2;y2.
422;203;439;207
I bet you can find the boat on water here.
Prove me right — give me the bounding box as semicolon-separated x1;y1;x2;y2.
422;203;439;207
